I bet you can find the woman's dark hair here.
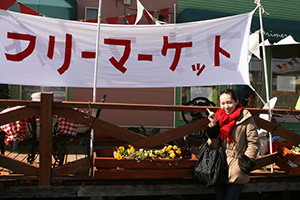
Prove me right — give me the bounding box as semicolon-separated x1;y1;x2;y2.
219;89;238;102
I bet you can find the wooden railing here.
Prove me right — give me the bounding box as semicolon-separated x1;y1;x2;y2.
0;92;300;185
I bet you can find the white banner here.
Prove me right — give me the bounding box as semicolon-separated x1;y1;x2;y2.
0;9;254;88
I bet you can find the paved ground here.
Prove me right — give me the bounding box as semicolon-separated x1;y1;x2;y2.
111;191;300;200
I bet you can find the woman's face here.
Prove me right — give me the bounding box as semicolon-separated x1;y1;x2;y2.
219;93;238;114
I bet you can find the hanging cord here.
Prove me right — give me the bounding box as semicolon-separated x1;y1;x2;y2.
254;0;270;15
269;108;292;136
87;101;91;118
87;94;107;131
249;85;266;105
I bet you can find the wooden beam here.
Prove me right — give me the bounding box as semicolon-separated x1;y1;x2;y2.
254;152;279;169
0;98;299;115
94;169;193;179
52;101;300;115
39;92;53;185
131;118;209;148
53;101;218;112
52;156;92;176
0;106;40;126
0;154;39;175
95;157;197;169
253;115;300;144
53;108;146;143
0;99;40;107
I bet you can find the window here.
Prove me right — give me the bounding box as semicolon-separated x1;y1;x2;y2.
271;57;300;109
176;57;264;126
21;86;66;101
179;57;265;109
85;7;98;20
181;86;218;106
247;56;264;108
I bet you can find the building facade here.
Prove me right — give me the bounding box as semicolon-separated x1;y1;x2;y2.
5;0;300;132
7;0;178;129
176;0;300;131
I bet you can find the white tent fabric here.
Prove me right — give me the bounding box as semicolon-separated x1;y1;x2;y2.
273;35;300;45
248;30;261;61
259;35;299;47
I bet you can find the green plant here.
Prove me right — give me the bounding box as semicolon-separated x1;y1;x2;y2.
0;84;9;99
127;125;160;137
0;84;9;109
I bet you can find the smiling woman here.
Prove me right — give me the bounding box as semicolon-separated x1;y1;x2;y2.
8;0;78;20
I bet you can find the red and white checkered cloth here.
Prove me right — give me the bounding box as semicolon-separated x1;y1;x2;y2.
54;108;81;137
0;106;29;144
0;106;81;144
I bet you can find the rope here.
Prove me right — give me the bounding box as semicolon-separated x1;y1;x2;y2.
254;0;270;15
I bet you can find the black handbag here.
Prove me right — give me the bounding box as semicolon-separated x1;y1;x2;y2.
193;141;228;187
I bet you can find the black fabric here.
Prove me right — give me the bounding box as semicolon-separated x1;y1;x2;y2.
214;183;244;200
193;141;228;187
206;123;220;139
238;154;256;174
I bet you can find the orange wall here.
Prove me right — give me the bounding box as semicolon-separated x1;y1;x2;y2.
71;88;175;127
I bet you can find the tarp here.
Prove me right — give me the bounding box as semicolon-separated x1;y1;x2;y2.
0;9;254;88
177;8;300;42
9;0;78;20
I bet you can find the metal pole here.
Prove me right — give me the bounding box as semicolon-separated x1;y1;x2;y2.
93;0;102;101
173;4;176;24
258;1;273;172
90;0;102;175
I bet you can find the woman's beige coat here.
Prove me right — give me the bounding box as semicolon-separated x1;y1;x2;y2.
208;108;260;184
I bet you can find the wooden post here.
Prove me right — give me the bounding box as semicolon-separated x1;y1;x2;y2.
39;92;53;185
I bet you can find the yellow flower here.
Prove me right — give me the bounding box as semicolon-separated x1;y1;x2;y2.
166;145;172;151
170;153;176;159
116;144;182;162
118;146;125;152
129;146;135;153
116;153;122;160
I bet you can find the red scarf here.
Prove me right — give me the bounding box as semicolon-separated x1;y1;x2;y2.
215;103;243;143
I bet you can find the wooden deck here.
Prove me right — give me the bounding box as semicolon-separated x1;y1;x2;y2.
0;156;299;199
0;150;283;177
0;144;88;176
0;92;300;198
0;143;300;199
